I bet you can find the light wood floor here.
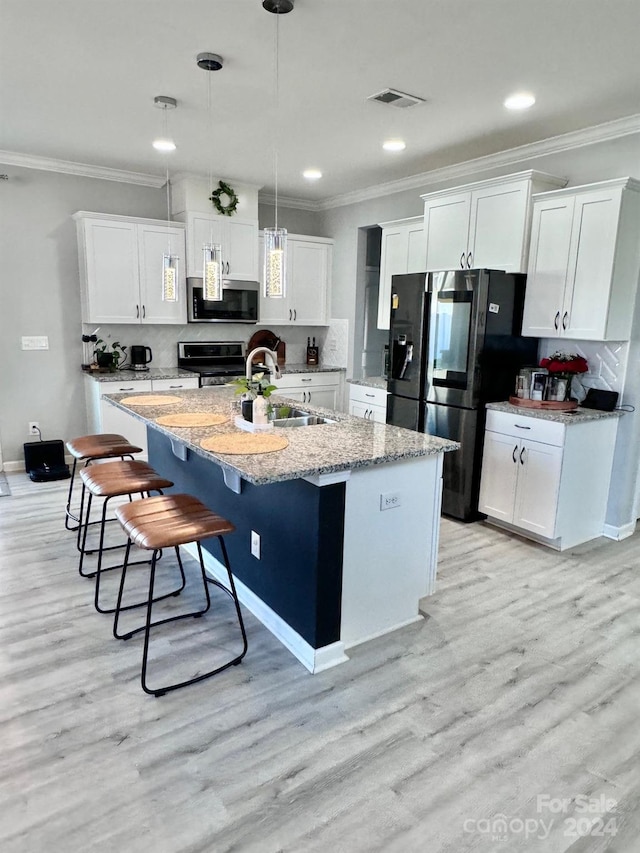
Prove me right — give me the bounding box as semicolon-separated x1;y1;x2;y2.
2;473;640;852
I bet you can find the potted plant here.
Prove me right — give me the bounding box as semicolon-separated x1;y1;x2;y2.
94;339;127;371
229;373;277;422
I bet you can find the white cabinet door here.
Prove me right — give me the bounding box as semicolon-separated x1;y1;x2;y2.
82;219;139;324
521;197;574;337
185;214;225;278
349;400;385;422
514;441;563;538
306;388;336;409
224;218;259;280
478;431;519;523
469;181;529;272
424;193;470;272
137;225;187;324
406;221;427;272
289;239;330;325
377;226;408;329
563;189;622;340
349;400;370;419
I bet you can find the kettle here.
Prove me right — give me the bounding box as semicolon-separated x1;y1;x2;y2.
130;345;153;371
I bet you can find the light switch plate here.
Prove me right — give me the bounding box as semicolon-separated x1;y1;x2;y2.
21;336;49;350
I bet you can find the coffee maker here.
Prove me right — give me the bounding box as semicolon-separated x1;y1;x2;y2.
130;345;153;371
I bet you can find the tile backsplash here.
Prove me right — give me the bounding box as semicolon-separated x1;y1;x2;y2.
83;321;348;369
539;338;629;398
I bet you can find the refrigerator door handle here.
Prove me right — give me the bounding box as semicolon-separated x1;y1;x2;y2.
512;444;518;463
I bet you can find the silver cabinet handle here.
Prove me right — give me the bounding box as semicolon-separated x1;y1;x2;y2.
514;424;531;430
169;385;183;389
512;444;518;463
142;305;146;319
301;378;312;382
467;252;472;269
554;311;560;330
136;304;139;319
520;447;526;465
365;392;375;398
289;309;292;321
562;311;568;330
118;386;135;391
460;252;465;269
293;309;297;321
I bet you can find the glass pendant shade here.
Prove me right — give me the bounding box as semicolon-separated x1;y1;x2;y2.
162;254;179;302
263;227;287;299
203;244;223;301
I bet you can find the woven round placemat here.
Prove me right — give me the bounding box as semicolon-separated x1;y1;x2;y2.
200;433;289;455
155;412;228;428
119;394;178;406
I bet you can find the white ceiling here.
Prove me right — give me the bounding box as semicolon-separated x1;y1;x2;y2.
1;0;639;203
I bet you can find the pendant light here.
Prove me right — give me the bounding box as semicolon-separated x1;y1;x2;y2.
262;0;293;299
198;52;225;301
153;96;180;303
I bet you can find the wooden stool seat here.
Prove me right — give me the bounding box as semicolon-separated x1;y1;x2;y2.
113;494;247;697
64;433;142;531
80;460;173;498
116;494;235;551
66;433;143;461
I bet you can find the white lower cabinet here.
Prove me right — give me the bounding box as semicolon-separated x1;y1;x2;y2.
479;409;618;549
84;375;200;458
348;383;388;423
275;372;341;410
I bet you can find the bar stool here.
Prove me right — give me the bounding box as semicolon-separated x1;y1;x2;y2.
113;494;248;697
65;434;143;531
78;460;177;615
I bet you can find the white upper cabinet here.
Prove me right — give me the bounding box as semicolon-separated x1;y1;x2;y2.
259;233;333;326
74;212;187;325
522;178;640;341
183;212;258;281
421;170;566;274
376;216;426;330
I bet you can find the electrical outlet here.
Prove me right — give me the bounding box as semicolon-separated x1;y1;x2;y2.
251;530;261;559
28;421;40;436
380;491;401;511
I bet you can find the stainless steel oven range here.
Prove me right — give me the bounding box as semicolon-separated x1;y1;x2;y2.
177;341;245;387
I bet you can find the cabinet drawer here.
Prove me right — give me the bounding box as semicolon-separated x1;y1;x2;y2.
277;372;340;390
101;380;153;395
152;377;199;391
486;409;565;446
349;383;388;408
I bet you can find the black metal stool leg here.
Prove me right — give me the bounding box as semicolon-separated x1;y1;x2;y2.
78;491;96;578
64;458;79;530
216;537;248;659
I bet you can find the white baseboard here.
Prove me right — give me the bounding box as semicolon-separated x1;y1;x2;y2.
3;461;25;472
183;542;349;674
343;614;423;651
603;521;637;541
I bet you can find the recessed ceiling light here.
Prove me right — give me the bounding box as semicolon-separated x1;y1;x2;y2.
303;169;322;180
504;92;536;110
383;140;406;152
152;138;176;152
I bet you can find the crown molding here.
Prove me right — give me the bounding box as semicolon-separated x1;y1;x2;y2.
0;150;166;187
259;193;320;211
316;113;640;211
2;112;639;207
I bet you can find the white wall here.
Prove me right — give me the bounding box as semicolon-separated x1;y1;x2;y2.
0;166;167;465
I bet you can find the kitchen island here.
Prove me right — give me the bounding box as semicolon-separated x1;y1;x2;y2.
105;387;459;672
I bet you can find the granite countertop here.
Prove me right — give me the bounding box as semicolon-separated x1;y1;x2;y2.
83;367;196;383
487;401;624;424
105;386;459;486
348;376;388;391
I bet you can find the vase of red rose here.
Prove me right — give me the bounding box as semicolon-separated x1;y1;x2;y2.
539;352;589;400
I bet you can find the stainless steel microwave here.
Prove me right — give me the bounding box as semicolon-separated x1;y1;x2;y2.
187;277;260;324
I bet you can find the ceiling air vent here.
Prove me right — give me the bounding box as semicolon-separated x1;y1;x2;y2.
367;88;426;109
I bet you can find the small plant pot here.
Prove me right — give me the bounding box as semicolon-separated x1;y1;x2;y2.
96;352;114;369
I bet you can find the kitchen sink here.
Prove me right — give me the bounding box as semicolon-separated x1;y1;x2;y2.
270;408;336;428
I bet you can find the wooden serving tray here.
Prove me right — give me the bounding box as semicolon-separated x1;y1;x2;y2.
509;396;578;412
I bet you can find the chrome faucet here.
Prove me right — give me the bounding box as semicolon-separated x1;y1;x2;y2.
245;346;282;381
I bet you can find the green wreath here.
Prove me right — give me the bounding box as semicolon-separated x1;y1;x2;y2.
209;180;239;217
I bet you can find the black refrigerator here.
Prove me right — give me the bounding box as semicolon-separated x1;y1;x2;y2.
386;269;538;521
